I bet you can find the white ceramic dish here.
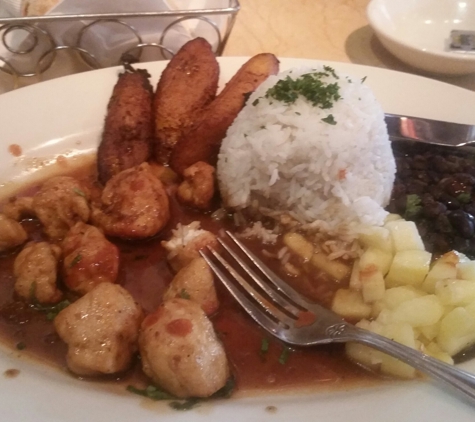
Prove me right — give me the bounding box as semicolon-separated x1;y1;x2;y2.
367;0;475;75
1;58;475;421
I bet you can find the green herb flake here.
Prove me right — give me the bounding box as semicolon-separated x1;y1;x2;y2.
31;300;71;320
361;76;367;83
179;289;191;300
73;188;86;198
279;347;291;365
126;385;174;401
134;254;147;261
69;254;82;268
405;194;422;219
260;338;270;355
295;112;301;116
265;71;341;109
252;98;260;106
321;114;337;125
169;398;201;411
16;342;26;350
457;192;471;204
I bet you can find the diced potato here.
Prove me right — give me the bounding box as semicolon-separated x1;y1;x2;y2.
385;220;424;252
457;260;475;281
422;251;459;294
331;289;371;320
423;342;454;365
358;226;393;253
381;286;425;309
345;320;384;370
418;322;441;343
375;308;394;325
390;295;444;327
311;250;350;281
349;259;361;291
436;307;475;356
283;232;314;262
371;300;384;319
359;247;393;276
380;323;417;378
435;279;475;306
360;266;385;303
384;213;403;223
385;250;431;288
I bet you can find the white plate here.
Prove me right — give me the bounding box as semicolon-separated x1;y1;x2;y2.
1;58;475;421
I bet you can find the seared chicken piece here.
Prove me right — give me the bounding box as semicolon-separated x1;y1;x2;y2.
0;214;28;252
139;298;229;398
14;241;62;304
98;67;153;184
154;37;219;163
163;257;218;315
161;221;219;272
92;163;170;239
176;161;215;210
62;222;119;295
54;283;143;376
2;196;34;221
32;176;90;239
169;53;280;174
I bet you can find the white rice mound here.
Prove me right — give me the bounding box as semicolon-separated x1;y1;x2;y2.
217;65;396;234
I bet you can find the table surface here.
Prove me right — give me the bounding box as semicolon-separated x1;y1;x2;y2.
1;0;474;93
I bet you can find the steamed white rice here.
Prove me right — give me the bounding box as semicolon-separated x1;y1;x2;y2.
217;65;396;234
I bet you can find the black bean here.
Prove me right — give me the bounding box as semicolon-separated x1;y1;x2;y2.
422;200;447;219
447;210;475;239
439;192;461;210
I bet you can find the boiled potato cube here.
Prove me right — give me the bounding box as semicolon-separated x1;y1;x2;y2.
435;279;475;306
380;323;417;378
331;289;371;320
457;260;475;281
436;307;475;356
385;220;424;252
358;226;393;253
283;232;314;262
422;251;459;294
359;247;393;276
418;322;441;343
391;295;444;327
381;286;425;309
360;266;385;303
384;213;403;223
385;250;431;288
345;320;384;370
423;342;454;365
311;250;350;281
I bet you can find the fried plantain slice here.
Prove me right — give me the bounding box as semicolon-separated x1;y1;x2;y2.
154;37;219;163
97;66;153;185
169;53;280;174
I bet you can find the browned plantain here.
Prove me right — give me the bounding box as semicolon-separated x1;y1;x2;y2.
169;53;280;174
154;37;219;163
97;66;153;185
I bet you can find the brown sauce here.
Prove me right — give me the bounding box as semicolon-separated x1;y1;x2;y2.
0;162;382;398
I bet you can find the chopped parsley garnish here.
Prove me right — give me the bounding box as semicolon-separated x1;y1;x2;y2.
31;300;71;321
134;254;147;261
260;338;269;355
179;289;191;300
295;111;301;115
265;70;341;109
457;192;471;204
405;194;422;219
361;76;367;83
278;346;291;365
16;342;26;350
73;188;86;198
321;114;337;125
127;378;235;410
69;254;82;268
252;98;259;106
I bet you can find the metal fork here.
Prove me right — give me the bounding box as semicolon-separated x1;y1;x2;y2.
200;231;475;404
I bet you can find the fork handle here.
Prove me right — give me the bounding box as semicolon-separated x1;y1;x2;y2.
346;326;475;403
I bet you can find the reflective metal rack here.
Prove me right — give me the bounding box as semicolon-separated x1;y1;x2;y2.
0;0;240;89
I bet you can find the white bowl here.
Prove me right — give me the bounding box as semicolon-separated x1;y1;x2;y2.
367;0;475;75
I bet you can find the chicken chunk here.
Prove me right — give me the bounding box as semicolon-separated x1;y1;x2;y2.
2;196;34;221
163;258;219;315
54;283;143;376
92;163;170;239
139;298;229;398
62;222;120;295
14;241;62;304
32;176;90;239
176;161;216;210
0;214;28;252
161;221;219;272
